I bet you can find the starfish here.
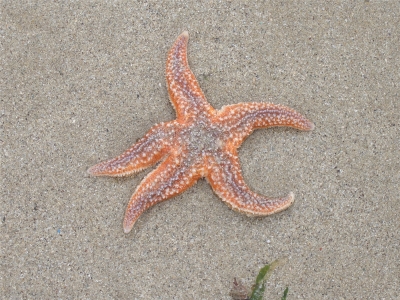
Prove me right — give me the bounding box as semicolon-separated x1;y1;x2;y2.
88;31;314;233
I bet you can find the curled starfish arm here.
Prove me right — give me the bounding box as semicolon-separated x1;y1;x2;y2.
88;122;176;177
166;31;214;120
218;102;314;146
123;154;202;233
206;151;294;216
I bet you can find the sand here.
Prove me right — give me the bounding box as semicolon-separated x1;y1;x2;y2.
1;1;399;299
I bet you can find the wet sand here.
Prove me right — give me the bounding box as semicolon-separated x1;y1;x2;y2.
2;1;399;298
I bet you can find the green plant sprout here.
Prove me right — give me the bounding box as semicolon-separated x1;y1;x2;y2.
230;258;288;300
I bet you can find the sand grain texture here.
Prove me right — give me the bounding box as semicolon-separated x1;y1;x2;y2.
1;1;399;299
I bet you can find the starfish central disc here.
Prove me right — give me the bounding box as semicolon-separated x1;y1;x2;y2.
185;121;224;153
88;31;315;233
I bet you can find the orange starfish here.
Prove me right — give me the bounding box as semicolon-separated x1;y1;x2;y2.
88;31;314;233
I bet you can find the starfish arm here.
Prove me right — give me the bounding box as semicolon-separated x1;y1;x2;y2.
123;154;202;233
206;151;294;216
166;31;215;120
88;122;176;177
217;102;314;147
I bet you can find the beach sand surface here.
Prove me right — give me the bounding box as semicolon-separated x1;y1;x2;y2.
2;1;399;299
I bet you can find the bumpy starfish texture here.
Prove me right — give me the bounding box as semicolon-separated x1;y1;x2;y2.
88;31;314;233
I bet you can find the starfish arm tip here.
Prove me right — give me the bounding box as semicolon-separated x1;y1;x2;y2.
181;30;189;37
87;164;110;177
123;219;134;234
308;121;315;131
123;226;132;234
87;165;97;176
288;192;295;203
